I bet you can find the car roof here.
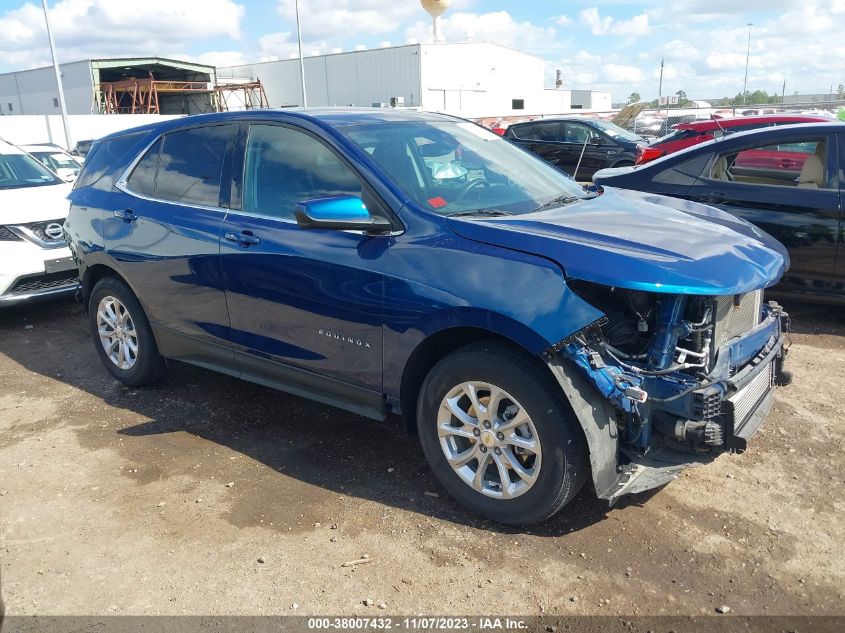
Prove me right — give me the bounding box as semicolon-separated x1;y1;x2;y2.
19;144;68;152
0;139;26;155
673;114;833;132
96;108;462;144
510;117;599;126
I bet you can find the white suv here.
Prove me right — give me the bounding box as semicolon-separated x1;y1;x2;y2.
19;143;83;182
0;139;77;304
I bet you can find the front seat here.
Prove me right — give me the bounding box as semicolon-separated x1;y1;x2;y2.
797;154;824;188
712;156;733;181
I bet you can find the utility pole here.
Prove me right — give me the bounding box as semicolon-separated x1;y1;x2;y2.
295;0;307;107
658;57;664;113
741;23;752;105
41;0;71;149
782;79;786;104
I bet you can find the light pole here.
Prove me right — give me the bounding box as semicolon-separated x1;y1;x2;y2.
741;23;752;105
658;57;664;111
41;0;72;149
295;0;307;107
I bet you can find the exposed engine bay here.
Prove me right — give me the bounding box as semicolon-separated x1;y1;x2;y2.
552;280;790;464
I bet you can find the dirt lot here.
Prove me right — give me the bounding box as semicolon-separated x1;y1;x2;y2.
0;297;843;617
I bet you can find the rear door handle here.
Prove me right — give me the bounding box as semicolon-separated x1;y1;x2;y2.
224;231;261;247
114;209;137;222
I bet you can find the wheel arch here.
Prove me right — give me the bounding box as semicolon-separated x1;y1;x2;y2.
399;326;539;434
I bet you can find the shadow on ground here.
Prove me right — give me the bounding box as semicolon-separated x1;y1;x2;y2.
3;294;833;536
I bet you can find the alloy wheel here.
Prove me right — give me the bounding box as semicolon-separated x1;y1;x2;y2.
96;295;139;371
437;381;542;499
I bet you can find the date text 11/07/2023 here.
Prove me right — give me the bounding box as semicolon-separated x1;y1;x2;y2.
307;617;528;630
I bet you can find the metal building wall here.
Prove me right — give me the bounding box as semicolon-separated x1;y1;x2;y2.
217;45;422;109
0;60;94;116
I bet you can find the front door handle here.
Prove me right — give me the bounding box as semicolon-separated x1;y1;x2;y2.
114;209;137;222
224;231;261;247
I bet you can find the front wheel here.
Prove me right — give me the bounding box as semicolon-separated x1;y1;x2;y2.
417;342;588;524
88;276;165;386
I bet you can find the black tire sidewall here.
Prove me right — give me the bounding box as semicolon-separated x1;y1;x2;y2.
417;342;587;525
88;277;163;386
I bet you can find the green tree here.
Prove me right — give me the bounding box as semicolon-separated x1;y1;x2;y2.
675;90;692;106
627;92;642;104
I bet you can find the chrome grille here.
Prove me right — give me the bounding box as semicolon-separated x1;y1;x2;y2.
730;362;774;429
713;290;763;349
0;226;21;241
21;219;66;243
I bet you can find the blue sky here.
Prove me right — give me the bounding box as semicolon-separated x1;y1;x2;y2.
0;0;841;101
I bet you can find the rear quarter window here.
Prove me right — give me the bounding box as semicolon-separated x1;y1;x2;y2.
74;132;147;191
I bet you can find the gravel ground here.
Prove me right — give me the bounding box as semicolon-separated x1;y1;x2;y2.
0;297;842;617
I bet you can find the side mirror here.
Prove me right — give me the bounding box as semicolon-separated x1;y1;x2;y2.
294;195;392;233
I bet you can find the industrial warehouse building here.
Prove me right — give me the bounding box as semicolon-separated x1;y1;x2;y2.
0;57;219;116
0;43;611;122
217;42;611;118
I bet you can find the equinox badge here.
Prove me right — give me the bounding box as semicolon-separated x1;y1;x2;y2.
318;329;372;349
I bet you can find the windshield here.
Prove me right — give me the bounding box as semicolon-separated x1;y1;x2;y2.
0;152;63;189
341;120;589;216
590;119;643;142
32;151;81;174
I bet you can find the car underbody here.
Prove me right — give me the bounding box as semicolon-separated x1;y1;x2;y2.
543;282;790;501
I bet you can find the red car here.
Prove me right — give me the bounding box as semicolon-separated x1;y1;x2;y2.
635;115;832;165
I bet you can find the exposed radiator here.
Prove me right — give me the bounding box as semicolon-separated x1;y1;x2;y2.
713;290;763;349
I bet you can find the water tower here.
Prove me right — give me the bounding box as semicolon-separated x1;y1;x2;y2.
420;0;451;42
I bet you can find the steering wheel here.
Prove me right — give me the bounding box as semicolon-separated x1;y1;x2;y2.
455;178;490;201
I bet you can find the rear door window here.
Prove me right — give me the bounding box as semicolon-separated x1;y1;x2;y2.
125;125;234;207
514;122;560;141
155;125;234;207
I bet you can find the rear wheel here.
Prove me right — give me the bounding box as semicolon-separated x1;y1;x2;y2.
417;342;588;524
88;276;165;386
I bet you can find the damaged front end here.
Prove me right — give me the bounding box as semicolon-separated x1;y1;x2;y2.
544;281;790;502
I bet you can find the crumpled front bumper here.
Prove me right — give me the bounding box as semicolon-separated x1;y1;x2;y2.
545;302;790;503
609;304;790;501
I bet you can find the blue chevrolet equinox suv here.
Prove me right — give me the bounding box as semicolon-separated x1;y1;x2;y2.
65;109;791;524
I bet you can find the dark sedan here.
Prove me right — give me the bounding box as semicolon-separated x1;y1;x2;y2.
504;117;645;180
593;122;844;303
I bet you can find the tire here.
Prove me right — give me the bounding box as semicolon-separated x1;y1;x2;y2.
88;276;165;386
417;341;588;525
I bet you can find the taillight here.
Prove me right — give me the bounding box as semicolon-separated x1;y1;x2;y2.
492;127;506;136
635;146;665;165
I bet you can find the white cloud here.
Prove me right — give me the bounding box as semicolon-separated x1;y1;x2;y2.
579;7;650;36
556;15;572;26
602;63;643;83
276;0;418;39
580;8;613;35
0;0;244;68
405;11;559;54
